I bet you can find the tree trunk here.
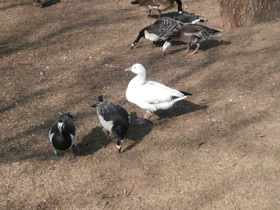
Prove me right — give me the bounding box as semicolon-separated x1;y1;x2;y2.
219;0;280;28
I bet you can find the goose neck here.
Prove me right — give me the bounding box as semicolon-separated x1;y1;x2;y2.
131;73;146;85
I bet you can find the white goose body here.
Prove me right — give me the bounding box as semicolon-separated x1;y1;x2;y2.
125;64;191;119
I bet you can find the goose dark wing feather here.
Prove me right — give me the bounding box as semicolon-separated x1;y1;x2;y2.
98;102;129;123
155;17;185;39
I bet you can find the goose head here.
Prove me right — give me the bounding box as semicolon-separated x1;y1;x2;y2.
125;63;146;75
162;41;171;56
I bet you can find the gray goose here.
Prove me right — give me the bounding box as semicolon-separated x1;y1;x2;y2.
131;0;183;17
163;24;221;55
131;17;186;52
160;11;207;24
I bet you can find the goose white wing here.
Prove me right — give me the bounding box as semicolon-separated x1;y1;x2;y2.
136;80;184;104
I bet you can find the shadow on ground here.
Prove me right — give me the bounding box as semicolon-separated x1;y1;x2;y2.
123;112;154;152
75;127;111;157
41;0;61;8
166;40;231;55
155;100;208;119
0;2;30;11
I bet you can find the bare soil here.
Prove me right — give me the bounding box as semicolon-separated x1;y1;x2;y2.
0;0;280;209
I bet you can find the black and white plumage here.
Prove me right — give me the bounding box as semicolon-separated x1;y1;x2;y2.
131;0;183;17
125;64;191;121
163;24;222;55
131;17;186;50
49;112;78;162
92;96;130;153
160;11;207;24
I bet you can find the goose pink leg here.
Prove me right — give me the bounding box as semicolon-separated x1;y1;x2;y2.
182;44;190;54
189;43;200;55
136;111;151;124
143;111;151;119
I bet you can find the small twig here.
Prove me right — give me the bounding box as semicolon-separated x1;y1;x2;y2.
126;181;136;197
0;54;33;66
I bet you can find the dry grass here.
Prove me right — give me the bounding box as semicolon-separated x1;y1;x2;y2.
0;0;280;209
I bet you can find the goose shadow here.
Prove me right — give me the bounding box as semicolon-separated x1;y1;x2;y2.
75;127;111;157
148;13;174;19
122;112;154;153
154;100;208;119
167;40;231;55
40;0;60;8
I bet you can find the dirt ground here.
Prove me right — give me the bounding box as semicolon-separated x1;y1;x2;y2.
0;0;280;209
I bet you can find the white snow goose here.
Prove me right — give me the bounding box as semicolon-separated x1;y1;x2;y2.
131;17;185;51
92;96;130;153
131;0;183;17
125;63;191;122
163;24;221;55
49;112;78;162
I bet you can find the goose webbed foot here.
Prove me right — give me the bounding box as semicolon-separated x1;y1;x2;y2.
54;150;60;161
135;117;149;124
143;111;151;119
54;155;60;161
69;155;77;163
189;43;200;55
181;45;190;54
69;145;77;163
135;112;151;124
116;140;123;153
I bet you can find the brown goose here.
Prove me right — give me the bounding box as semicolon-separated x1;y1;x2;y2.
131;0;183;17
163;24;221;55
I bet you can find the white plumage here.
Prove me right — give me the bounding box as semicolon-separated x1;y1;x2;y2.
125;63;191;120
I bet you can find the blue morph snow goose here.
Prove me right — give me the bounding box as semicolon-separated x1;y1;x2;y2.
131;0;183;17
131;17;185;50
163;24;221;55
92;96;130;153
49;112;78;162
125;64;191;121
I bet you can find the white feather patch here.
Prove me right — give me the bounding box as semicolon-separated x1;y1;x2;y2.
98;115;113;132
183;32;197;37
57;122;63;129
145;31;160;42
191;19;201;24
49;131;54;143
147;5;159;10
70;130;78;144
